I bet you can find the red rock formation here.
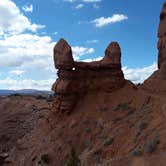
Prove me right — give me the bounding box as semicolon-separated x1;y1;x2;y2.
52;39;125;112
102;42;121;65
142;2;166;94
54;39;74;70
158;2;166;69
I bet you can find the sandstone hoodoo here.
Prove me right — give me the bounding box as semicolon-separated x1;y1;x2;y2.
53;38;74;70
102;42;121;65
52;40;126;112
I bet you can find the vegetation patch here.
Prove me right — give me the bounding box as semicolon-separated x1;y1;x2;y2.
9;93;22;97
36;95;46;100
85;128;91;133
41;154;50;164
136;122;148;137
103;137;114;146
82;119;90;125
132;148;143;156
145;135;160;153
139;105;151;113
66;147;80;166
113;102;135;115
99;106;109;112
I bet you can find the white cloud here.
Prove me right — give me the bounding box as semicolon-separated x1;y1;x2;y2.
0;0;96;90
9;70;25;76
86;39;99;43
75;4;84;9
0;78;55;90
63;0;102;3
122;63;157;84
92;14;128;27
83;0;101;2
22;4;33;13
0;33;55;69
0;0;44;35
0;33;94;68
63;0;101;3
72;47;95;60
53;32;58;35
83;56;103;62
63;0;76;2
93;3;99;9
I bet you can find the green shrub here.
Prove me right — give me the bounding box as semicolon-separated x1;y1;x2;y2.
82;119;90;125
132;149;143;156
140;105;151;113
66;147;80;166
145;135;160;153
99;106;108;112
113;102;135;114
41;154;50;164
36;95;46;100
103;137;114;146
10;93;21;97
136;122;148;137
85;128;91;133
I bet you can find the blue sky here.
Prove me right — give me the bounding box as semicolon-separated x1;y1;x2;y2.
0;0;164;90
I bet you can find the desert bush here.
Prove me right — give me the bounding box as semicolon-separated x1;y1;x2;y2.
9;93;21;97
113;102;135;115
85;128;91;133
136;122;148;137
41;154;50;164
99;106;108;112
113;102;130;111
36;95;46;100
66;147;80;166
145;135;160;153
132;148;143;156
140;105;151;113
103;137;114;146
46;95;54;102
82;119;90;125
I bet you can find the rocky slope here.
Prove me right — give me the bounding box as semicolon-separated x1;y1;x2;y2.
0;2;166;166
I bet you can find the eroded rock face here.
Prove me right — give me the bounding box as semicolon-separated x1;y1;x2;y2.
52;40;125;112
158;2;166;69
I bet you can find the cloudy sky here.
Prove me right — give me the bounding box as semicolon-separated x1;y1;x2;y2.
0;0;164;90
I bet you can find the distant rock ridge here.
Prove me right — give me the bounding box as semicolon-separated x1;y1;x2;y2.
52;40;125;112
